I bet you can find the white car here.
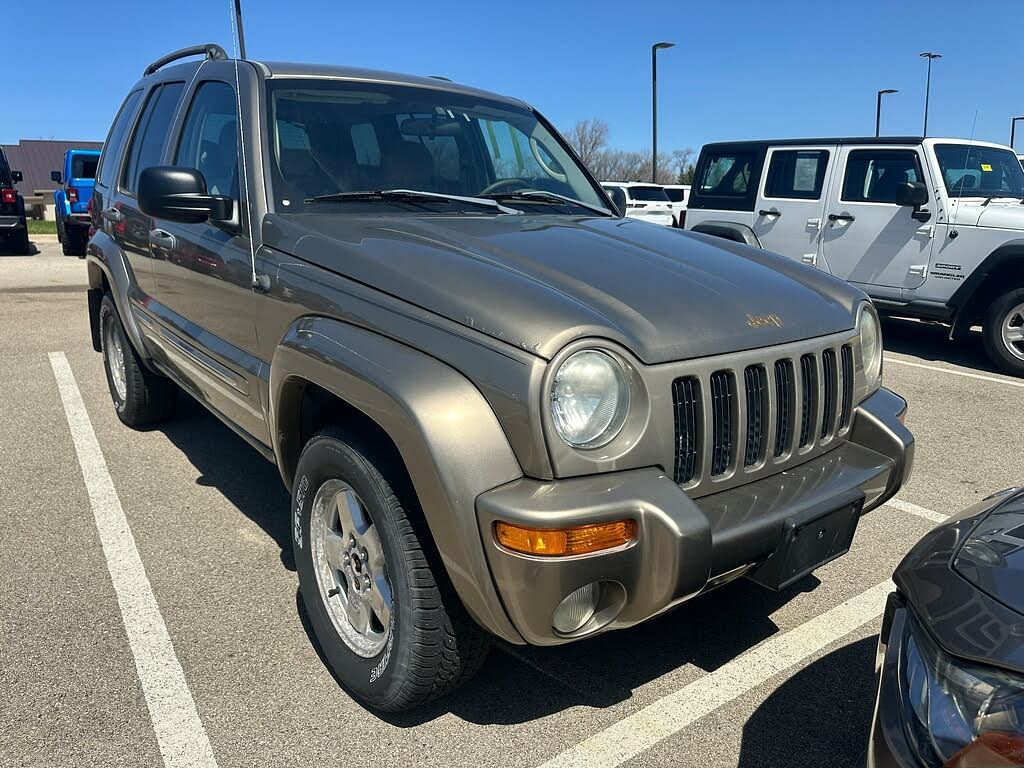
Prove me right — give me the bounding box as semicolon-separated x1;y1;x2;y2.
601;182;674;226
686;136;1024;375
663;183;691;227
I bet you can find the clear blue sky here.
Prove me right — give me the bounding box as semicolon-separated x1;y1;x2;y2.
3;0;1022;151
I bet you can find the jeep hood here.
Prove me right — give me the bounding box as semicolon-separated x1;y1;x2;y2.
949;199;1024;229
263;213;861;363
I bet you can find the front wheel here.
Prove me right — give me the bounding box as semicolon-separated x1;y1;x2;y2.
292;428;489;711
983;288;1024;377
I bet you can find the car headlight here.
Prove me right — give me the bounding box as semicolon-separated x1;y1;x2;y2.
859;303;883;393
898;611;1024;767
550;350;630;449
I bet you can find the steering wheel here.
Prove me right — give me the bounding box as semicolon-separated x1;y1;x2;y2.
479;177;532;196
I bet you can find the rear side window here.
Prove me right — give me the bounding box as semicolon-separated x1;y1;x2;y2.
122;82;186;194
71;155;98;179
175;81;239;198
96;90;143;188
841;149;921;204
764;150;829;199
697;151;757;198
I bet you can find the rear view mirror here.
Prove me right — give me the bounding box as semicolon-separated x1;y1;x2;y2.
138;166;232;224
11;170;22;183
896;181;928;208
51;171;63;184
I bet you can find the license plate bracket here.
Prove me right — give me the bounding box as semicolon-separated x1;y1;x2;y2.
747;490;865;591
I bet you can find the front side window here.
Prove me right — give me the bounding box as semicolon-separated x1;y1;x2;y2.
934;144;1024;199
764;150;829;199
841;149;921;204
122;82;186;194
96;90;142;189
265;80;606;215
697;151;755;197
175;81;239;198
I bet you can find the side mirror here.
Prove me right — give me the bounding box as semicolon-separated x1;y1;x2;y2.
606;187;628;217
11;170;23;183
51;171;63;184
896;181;928;208
138;166;232;224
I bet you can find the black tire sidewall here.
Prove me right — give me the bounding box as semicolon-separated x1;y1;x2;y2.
99;296;130;416
292;435;416;708
984;288;1024;376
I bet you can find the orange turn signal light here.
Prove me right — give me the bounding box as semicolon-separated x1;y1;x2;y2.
493;520;637;557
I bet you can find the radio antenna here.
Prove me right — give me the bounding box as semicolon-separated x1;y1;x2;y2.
948;110;979;240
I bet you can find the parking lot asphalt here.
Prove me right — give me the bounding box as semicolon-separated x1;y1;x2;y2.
2;242;1022;768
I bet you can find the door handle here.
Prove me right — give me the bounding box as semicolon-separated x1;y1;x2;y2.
148;229;176;250
102;207;124;224
828;213;855;223
758;209;782;217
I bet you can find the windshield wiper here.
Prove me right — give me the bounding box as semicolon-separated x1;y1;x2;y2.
484;190;613;217
304;189;520;215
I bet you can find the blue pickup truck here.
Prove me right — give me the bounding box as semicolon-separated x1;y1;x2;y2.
51;148;100;257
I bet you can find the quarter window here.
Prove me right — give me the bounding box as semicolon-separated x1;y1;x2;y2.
96;90;142;189
841;149;921;204
122;82;186;195
697;150;756;197
764;150;829;199
175;82;239;198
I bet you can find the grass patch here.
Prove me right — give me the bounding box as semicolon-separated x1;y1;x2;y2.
27;220;57;235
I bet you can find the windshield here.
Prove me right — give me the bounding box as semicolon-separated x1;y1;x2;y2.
628;186;670;202
934;144;1024;198
664;188;686;203
266;80;608;215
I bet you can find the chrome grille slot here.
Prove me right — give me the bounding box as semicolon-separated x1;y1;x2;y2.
710;370;735;477
821;348;838;438
672;376;701;484
840;344;854;430
667;329;859;494
743;365;768;467
799;354;817;448
774;359;794;457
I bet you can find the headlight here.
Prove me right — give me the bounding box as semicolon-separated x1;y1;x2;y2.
550;350;630;449
859;303;883;392
898;611;1024;767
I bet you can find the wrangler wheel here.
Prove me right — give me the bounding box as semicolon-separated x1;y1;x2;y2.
292;428;489;711
983;288;1024;377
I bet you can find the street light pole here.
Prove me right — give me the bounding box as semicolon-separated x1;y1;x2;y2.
876;89;898;137
652;41;674;183
1011;116;1024;150
919;52;941;137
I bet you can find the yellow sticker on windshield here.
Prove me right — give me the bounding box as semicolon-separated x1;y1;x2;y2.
980;163;993;172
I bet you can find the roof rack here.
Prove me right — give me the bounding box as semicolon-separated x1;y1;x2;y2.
428;75;453;82
144;44;229;76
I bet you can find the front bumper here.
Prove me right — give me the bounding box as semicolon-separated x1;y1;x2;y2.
476;387;913;645
867;595;919;768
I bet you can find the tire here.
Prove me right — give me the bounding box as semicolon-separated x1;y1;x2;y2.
983;287;1024;377
63;226;88;257
99;294;176;426
11;227;30;255
292;428;490;711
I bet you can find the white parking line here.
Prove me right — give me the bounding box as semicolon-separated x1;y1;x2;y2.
884;498;948;524
49;352;218;768
885;355;1024;389
539;498;948;768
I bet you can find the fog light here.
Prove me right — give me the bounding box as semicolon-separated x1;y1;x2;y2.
552;582;600;634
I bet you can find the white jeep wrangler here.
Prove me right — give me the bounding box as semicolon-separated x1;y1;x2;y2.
685;137;1024;375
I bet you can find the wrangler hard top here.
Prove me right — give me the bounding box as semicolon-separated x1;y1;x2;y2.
86;45;913;711
686;136;1024;376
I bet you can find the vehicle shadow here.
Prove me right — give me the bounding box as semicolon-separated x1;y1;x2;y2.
157;392;294;570
159;389;836;729
0;240;40;256
881;315;997;374
737;636;877;768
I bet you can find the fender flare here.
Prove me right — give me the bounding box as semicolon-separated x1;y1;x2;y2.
85;231;150;361
271;315;526;643
689;220;763;248
949;239;1024;338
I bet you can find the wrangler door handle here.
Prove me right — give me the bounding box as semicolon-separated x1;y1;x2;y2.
828;213;856;223
102;207;124;224
148;229;176;250
758;209;781;217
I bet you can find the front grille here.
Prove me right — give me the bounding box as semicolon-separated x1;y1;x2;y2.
671;340;856;490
